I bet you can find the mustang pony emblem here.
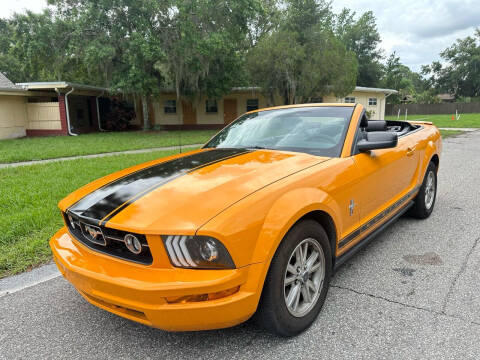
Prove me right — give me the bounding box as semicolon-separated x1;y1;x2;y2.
83;224;106;246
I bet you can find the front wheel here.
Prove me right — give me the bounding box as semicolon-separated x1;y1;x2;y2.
256;220;332;336
409;161;437;219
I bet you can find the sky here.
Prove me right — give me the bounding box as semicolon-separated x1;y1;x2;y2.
331;0;480;71
1;0;480;72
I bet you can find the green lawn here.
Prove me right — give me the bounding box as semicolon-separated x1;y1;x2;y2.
0;130;216;164
440;129;463;138
0;148;186;278
385;113;480;128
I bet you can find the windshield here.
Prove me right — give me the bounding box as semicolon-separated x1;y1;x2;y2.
204;106;354;157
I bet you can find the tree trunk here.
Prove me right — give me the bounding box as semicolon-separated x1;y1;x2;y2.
142;95;149;131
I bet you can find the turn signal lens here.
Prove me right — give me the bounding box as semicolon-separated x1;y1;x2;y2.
162;235;235;269
67;214;76;229
165;286;240;304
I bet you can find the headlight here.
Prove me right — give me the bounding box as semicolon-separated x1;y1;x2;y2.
162;235;235;269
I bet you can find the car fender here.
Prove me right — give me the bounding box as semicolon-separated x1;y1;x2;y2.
250;186;340;266
417;135;440;185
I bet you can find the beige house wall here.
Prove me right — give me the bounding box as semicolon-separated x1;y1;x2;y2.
26;102;61;130
0;95;27;139
226;91;270;115
153;89;388;126
323;91;386;120
153;94;183;125
153;91;271;126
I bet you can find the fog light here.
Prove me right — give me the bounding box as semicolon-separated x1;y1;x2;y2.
125;234;142;254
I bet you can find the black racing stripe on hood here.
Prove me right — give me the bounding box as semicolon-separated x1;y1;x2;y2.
67;148;251;225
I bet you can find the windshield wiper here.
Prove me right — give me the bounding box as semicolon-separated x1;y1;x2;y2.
245;145;269;150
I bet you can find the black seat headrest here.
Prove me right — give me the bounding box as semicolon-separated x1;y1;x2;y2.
360;115;369;128
367;120;387;132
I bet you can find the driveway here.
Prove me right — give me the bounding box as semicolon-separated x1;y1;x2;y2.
1;131;479;360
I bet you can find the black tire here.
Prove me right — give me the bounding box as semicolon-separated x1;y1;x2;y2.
256;220;332;337
409;161;437;219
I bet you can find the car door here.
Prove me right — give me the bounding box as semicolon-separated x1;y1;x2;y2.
352;121;419;227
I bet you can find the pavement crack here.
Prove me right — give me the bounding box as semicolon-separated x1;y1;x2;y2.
331;284;433;312
331;284;480;328
440;236;480;314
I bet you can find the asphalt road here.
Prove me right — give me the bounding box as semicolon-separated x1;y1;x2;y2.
1;131;480;360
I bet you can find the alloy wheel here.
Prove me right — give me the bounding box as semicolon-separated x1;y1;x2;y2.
283;238;325;317
424;170;436;210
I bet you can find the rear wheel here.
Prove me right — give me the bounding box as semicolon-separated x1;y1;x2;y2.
409;161;437;219
256;220;332;336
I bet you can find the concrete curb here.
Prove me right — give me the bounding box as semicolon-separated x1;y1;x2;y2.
438;127;478;131
0;263;60;298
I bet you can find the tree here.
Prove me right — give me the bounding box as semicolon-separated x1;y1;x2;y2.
247;0;357;105
0;11;82;83
0;19;21;82
422;28;480;98
381;52;428;104
334;9;383;87
159;0;261;102
48;0;171;129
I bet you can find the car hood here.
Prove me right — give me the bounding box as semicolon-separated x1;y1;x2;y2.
62;148;329;233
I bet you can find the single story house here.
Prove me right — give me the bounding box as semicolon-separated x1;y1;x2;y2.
437;93;455;103
150;86;397;130
0;72;397;139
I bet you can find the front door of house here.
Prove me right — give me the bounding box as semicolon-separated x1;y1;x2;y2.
182;100;197;125
223;99;237;124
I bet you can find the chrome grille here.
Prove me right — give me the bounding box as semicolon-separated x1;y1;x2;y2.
63;212;153;265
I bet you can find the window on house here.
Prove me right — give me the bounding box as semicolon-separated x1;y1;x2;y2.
246;99;259;112
164;100;176;114
344;97;355;103
368;97;377;106
206;99;218;113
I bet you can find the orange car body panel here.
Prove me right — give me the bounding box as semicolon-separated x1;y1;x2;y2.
50;103;441;331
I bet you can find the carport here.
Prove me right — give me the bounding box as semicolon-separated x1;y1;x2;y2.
17;82;109;136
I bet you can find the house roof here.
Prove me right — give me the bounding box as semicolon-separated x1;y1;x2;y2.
437;93;455;101
160;86;398;95
16;81;108;93
0;73;32;94
353;86;398;94
232;86;398;94
0;72;17;89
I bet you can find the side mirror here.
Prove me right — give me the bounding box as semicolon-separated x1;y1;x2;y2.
357;131;398;152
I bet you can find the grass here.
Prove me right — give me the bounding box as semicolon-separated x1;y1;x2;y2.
440;129;463;138
385;113;480;128
0;148;187;278
0;130;216;164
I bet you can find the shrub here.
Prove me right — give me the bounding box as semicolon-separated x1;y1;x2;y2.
102;99;135;131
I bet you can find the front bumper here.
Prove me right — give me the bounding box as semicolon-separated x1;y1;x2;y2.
50;227;265;331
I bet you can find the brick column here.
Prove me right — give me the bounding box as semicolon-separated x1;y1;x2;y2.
58;94;69;135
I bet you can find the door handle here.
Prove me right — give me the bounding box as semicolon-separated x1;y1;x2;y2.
406;147;415;156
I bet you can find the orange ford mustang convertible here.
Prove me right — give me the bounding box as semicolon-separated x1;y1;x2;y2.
51;103;441;336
